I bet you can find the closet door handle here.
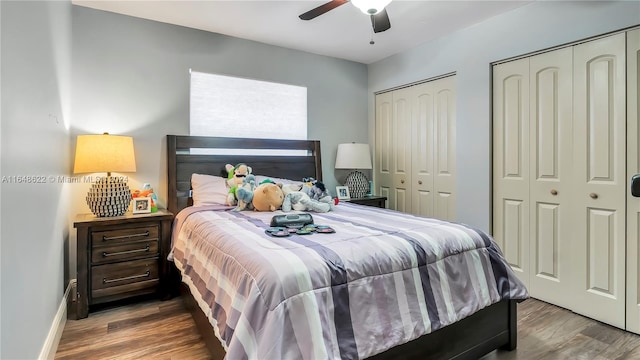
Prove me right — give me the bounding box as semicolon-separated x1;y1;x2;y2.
400;179;405;184
418;180;423;185
550;189;558;196
589;193;598;199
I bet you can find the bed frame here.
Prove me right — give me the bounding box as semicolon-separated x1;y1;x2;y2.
166;135;517;359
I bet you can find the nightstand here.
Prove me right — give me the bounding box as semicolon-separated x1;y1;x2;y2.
73;209;173;319
346;195;387;208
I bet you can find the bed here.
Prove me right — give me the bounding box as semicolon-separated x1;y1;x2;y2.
166;135;528;360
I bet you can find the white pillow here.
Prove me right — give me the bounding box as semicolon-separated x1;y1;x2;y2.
254;175;303;186
191;173;229;206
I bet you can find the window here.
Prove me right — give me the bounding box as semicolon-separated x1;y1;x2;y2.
190;71;307;155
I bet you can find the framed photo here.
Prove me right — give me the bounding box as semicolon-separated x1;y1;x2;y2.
336;186;350;200
132;197;151;214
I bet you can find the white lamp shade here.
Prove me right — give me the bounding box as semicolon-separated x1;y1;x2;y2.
351;0;392;15
335;143;372;170
74;134;136;174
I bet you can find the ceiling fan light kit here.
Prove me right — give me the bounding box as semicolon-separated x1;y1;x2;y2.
351;0;392;15
298;0;392;33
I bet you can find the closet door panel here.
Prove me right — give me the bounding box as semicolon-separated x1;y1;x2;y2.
492;58;530;287
392;88;413;213
375;92;393;206
528;47;574;310
572;33;626;328
502;199;526;271
627;28;640;334
412;82;435;217
434;76;457;221
435;192;453;221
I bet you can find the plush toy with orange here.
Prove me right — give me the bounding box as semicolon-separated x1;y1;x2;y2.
132;183;158;212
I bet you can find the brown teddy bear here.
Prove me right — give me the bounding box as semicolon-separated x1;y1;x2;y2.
252;181;285;211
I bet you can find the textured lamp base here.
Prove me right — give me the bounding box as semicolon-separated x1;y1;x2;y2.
345;170;369;199
86;176;132;217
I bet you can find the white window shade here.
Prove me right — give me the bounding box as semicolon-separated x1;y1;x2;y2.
190;71;307;144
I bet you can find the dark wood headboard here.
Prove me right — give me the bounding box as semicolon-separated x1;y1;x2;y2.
167;135;322;215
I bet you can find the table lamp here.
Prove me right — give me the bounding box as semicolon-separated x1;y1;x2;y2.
74;133;136;217
335;142;372;198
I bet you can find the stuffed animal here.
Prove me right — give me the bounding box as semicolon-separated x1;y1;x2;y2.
251;181;285;212
304;181;333;204
225;163;253;206
232;174;257;212
281;184;331;213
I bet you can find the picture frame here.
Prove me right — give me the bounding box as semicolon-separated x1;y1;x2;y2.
132;197;151;214
336;186;350;200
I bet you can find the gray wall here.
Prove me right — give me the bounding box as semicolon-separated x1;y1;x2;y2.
368;0;640;232
69;6;368;277
1;1;71;358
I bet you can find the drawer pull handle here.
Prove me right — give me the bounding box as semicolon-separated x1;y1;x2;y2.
103;271;150;284
590;193;598;199
102;245;150;258
550;189;558;196
103;231;150;241
418;180;423;185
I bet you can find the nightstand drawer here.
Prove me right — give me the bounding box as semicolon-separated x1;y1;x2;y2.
92;225;159;246
91;240;159;264
92;258;159;298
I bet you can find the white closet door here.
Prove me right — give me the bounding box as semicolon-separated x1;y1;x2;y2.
375;92;393;205
392;87;413;213
527;47;574;310
627;28;640;334
433;76;457;221
411;82;435;217
492;58;531;287
572;33;626;328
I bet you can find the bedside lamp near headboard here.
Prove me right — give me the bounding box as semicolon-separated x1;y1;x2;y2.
74;133;136;217
335;142;372;199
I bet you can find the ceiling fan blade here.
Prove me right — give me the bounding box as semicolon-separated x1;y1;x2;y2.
371;9;391;33
299;0;349;20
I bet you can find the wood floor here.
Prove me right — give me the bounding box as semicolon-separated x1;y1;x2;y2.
56;297;640;360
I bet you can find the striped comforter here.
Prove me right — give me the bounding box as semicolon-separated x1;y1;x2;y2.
170;203;528;360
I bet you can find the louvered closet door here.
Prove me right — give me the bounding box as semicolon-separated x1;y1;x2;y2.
492;58;531;287
627;28;640;334
411;82;435;217
527;47;574;310
571;33;626;328
391;87;413;213
375;92;393;205
433;76;456;221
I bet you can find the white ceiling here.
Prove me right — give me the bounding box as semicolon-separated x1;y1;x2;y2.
72;0;533;64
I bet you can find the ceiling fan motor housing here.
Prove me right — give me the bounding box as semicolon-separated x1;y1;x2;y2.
351;0;392;15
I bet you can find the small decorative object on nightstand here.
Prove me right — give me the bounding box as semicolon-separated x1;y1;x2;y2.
346;195;387;208
73;209;173;319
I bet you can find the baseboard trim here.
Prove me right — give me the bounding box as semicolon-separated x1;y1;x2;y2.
39;279;75;360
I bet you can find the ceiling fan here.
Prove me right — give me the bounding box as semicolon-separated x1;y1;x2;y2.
299;0;392;33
